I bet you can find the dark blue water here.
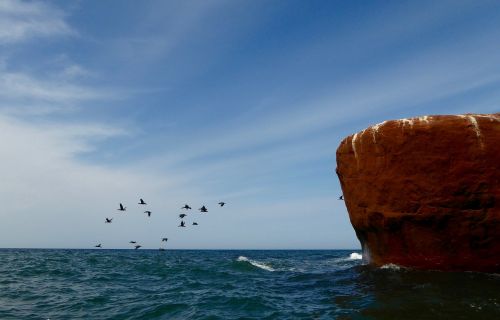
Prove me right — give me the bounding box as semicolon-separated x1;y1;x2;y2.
0;249;498;319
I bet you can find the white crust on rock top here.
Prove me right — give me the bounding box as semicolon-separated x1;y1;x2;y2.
351;113;499;147
457;114;484;148
471;113;500;122
418;116;430;123
370;121;386;143
399;118;414;128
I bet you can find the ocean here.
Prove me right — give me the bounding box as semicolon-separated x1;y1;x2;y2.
0;249;498;319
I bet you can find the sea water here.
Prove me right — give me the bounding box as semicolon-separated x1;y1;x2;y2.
0;249;498;319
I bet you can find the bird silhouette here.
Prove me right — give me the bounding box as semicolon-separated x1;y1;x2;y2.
129;241;137;244
134;245;142;250
138;198;147;205
162;238;168;242
179;220;186;227
95;244;102;248
181;204;192;210
338;195;344;200
105;218;113;223
218;202;225;207
192;222;198;226
199;206;208;213
144;210;152;217
179;213;187;219
117;203;126;211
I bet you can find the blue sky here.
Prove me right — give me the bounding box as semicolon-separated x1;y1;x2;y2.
0;0;499;249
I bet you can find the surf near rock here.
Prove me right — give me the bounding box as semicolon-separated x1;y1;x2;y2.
349;252;362;260
336;113;500;272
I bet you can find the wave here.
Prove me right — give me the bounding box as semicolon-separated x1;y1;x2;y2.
335;252;363;263
380;263;402;270
349;252;362;260
237;256;275;272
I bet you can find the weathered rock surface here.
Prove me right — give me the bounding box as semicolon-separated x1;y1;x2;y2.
336;113;500;272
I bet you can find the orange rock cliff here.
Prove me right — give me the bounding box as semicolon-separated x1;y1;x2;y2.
336;113;500;272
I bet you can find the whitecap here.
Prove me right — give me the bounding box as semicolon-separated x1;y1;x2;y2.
332;252;363;263
237;256;275;272
349;252;362;260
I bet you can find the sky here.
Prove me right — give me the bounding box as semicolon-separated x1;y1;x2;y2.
0;0;499;249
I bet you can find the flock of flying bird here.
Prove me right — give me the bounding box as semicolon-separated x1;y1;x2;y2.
94;199;226;250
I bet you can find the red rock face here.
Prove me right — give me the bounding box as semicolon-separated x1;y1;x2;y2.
336;114;500;272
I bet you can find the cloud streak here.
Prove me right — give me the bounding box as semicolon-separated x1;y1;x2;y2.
0;113;209;249
0;71;113;103
0;0;74;44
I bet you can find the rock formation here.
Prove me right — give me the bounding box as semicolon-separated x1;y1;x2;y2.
336;113;500;272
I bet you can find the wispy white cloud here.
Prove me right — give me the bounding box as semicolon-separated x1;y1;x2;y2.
0;1;127;119
59;64;92;79
127;16;500;214
0;106;344;249
0;0;74;44
0;72;114;103
0;104;73;116
0;113;208;248
144;36;500;172
98;0;235;80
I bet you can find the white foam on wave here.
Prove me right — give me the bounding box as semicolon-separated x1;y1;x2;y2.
380;263;402;270
237;256;275;272
334;252;364;263
349;252;363;260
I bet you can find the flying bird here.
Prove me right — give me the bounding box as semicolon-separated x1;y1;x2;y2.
192;222;198;226
117;203;126;211
129;241;137;244
179;213;187;219
105;218;113;223
144;210;152;217
218;202;225;207
181;204;192;210
162;238;168;242
179;220;186;227
338;195;344;200
134;245;142;250
138;198;147;205
199;206;208;213
95;244;102;248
